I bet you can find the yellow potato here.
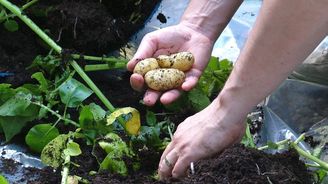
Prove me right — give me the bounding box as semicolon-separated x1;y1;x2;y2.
133;58;159;76
145;68;185;91
157;52;194;72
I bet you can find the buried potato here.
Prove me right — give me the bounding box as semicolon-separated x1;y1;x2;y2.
145;68;185;91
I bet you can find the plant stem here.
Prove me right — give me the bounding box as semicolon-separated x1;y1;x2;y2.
84;63;126;72
61;152;70;184
31;101;80;127
0;0;116;113
71;54;128;63
291;142;328;171
257;139;290;151
21;0;38;11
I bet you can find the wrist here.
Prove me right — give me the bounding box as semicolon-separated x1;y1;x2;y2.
180;0;243;40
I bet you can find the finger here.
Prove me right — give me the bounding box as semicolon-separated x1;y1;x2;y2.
172;155;193;178
160;89;181;105
127;34;158;71
159;149;179;179
181;68;202;91
143;89;161;106
130;73;145;92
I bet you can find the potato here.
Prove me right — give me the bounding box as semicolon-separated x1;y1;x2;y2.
145;68;185;91
157;52;194;72
133;58;159;76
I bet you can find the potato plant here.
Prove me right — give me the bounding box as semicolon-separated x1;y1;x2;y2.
0;1;172;183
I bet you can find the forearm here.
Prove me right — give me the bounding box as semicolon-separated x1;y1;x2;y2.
180;0;243;40
217;0;328;119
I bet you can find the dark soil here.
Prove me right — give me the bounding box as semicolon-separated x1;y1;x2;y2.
0;0;159;85
0;144;312;184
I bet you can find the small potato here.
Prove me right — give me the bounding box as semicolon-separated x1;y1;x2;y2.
145;68;185;91
133;58;159;76
157;52;194;72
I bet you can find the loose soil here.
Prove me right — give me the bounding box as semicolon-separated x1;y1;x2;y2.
0;144;312;184
0;0;159;86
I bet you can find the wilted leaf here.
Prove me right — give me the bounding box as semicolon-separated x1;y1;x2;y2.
41;134;69;168
107;107;140;135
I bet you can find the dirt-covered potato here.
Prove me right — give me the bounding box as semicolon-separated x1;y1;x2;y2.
133;58;159;76
145;68;185;91
157;52;194;72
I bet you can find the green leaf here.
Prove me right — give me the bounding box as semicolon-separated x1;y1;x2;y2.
100;153;128;176
98;133;134;175
0;175;9;184
79;105;94;129
267;141;279;149
146;110;156;126
0;84;15;104
25;124;60;153
4;19;19;32
89;103;106;121
41;134;69;168
187;88;210;111
31;72;49;92
64;141;81;157
59;78;93;108
240;122;256;148
0;92;40;142
0;92;32;116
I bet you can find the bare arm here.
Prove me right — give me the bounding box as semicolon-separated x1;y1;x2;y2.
218;0;328;119
158;0;328;179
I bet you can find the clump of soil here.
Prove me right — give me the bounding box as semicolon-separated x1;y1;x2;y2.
39;0;159;55
17;144;311;184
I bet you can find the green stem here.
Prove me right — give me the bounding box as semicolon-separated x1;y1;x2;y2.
31;101;80;127
71;54;127;63
258;139;290;151
291;142;328;171
0;0;116;113
84;63;126;72
21;0;38;11
61;153;70;184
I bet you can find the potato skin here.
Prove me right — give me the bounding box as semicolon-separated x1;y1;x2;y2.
157;52;194;72
145;68;185;91
133;58;159;76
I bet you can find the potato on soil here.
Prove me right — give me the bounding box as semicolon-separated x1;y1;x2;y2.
133;58;159;76
145;68;185;91
157;52;194;72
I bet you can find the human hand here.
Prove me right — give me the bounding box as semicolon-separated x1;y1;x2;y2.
157;98;246;179
127;23;215;106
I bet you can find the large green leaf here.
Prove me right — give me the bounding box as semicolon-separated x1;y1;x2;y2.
0;84;15;104
25;124;60;153
59;78;93;108
0;92;32;116
0;92;40;142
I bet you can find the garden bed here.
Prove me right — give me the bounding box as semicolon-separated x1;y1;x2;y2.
0;0;322;183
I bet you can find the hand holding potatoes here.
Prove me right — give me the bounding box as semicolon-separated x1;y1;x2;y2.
133;52;194;91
